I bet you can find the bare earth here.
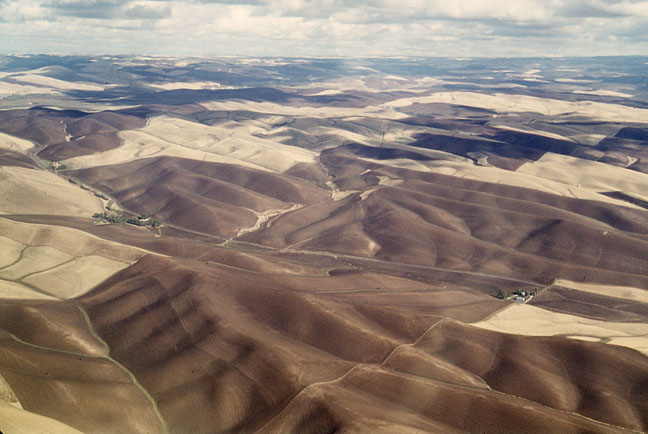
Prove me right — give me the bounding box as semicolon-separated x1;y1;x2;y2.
0;57;647;433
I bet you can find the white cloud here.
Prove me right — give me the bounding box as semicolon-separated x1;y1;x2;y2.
0;0;646;56
1;0;48;22
608;0;648;16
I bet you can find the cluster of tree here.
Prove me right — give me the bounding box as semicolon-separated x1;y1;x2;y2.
496;288;539;299
496;289;509;299
93;212;161;228
48;162;67;171
73;182;106;198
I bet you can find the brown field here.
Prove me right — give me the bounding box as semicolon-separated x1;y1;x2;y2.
69;156;329;238
1;61;648;433
0;255;644;433
0;107;146;161
241;150;648;288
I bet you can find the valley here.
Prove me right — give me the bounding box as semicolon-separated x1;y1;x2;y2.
0;55;647;433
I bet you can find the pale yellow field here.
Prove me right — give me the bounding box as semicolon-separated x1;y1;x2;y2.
353;154;643;210
376;175;403;187
301;125;377;147
0;245;73;281
553;279;648;304
148;81;224;90
0;236;24;268
0;374;21;408
0;218;147;263
24;255;129;299
304;121;431;150
387;91;648;123
573;89;634;98
0;401;85;434
473;304;648;356
304;89;344;96
359;187;378;200
0;166;104;216
297;75;422;94
490;124;576;142
201;99;409;120
555;78;592;84
0;81;59;97
0;280;55;300
517;152;648;200
11;74;104;91
331;190;359;201
62;115;317;173
236;204;303;238
0;218;152;299
0;132;35;154
570;133;606;146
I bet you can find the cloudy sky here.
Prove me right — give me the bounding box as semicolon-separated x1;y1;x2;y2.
1;0;646;57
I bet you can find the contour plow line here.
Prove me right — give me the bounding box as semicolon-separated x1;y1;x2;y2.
76;305;170;434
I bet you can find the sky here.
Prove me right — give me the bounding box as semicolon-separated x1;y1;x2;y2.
0;0;647;57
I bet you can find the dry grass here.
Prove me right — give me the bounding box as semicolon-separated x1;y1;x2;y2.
0;132;35;154
0;246;73;281
350;154;644;209
553;279;648;304
200;99;409;120
517;152;648;200
11;74;104;91
0;401;85;434
0;373;21;408
0;218;146;263
0;166;104;216
0;280;55;299
2;64;648;433
388;91;648;122
472;303;648;356
62;115;317;173
24;255;130;299
0;236;24;268
0;81;59;98
490;124;575;142
573;89;633;98
0;218;147;299
147;81;223;90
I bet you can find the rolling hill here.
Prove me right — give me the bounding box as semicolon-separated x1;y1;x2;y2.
1;55;648;433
